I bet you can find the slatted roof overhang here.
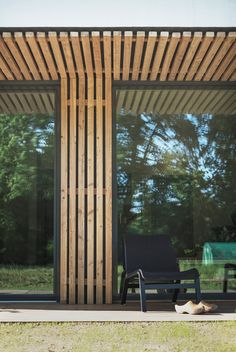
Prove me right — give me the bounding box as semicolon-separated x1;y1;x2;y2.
0;28;236;82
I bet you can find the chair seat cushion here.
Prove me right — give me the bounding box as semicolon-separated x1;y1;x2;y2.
141;268;199;282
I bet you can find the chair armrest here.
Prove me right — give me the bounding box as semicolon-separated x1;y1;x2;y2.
126;269;144;280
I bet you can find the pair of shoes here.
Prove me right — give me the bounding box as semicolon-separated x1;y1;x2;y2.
175;300;218;315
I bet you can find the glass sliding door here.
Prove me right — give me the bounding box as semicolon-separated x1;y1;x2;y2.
0;87;57;297
116;86;236;297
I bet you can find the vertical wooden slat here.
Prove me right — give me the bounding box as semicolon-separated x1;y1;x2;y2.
70;32;85;304
177;32;202;80
2;32;32;80
68;78;77;304
81;32;95;304
60;78;68;303
160;32;180;81
113;31;121;80
185;32;214;81
194;32;226;81
0;35;23;80
122;31;133;80
141;32;157;80
37;32;59;80
77;76;85;304
14;32;41;80
104;31;112;304
48;32;67;79
92;32;104;304
150;32;169;80
132;31;145;80
168;32;191;81
25;32;50;80
203;32;236;81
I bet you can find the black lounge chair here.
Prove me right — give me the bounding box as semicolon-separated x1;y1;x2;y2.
223;263;236;293
120;234;201;312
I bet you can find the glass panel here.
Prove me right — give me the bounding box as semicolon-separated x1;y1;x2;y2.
116;87;236;295
0;89;55;295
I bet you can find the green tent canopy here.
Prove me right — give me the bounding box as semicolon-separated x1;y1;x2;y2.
202;242;236;265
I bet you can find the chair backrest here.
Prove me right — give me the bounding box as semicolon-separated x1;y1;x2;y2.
123;234;179;273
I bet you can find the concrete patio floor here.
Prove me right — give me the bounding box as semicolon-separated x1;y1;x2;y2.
0;301;235;322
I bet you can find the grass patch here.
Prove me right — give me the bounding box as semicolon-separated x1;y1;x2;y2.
0;265;53;291
0;322;235;352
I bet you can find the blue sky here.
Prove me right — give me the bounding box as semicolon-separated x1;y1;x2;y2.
0;0;235;27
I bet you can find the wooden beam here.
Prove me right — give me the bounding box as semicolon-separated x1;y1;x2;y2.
2;32;32;80
185;32;214;81
81;32;94;77
141;32;157;80
77;76;85;304
70;32;85;78
60;78;68;303
212;41;236;80
122;31;133;80
113;31;122;80
160;32;180;81
48;32;67;79
0;34;23;80
168;32;191;81
177;32;202;80
195;32;226;81
203;32;236;81
26;32;50;80
92;32;103;78
104;31;112;304
150;32;169;80
0;55;14;80
132;31;145;80
221;58;236;80
37;32;58;80
60;32;76;79
14;32;41;80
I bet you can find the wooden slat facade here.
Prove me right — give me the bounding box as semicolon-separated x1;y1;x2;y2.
0;29;235;305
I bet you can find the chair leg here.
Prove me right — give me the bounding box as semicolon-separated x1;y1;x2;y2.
121;278;129;305
223;267;228;293
172;280;180;302
119;271;125;298
138;274;147;312
195;277;201;303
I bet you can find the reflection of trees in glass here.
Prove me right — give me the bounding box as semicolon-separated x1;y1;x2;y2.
117;109;236;258
0;113;54;265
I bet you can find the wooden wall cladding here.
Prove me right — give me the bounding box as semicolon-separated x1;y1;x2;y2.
0;30;235;304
